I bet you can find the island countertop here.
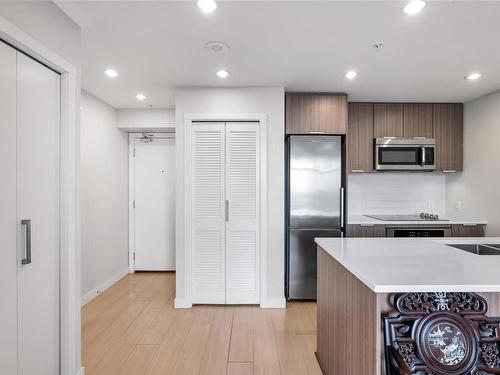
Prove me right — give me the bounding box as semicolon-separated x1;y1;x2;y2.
315;237;500;293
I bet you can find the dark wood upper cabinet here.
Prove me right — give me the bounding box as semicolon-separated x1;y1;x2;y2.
285;93;348;134
373;103;404;138
347;103;374;173
403;103;434;138
434;103;463;172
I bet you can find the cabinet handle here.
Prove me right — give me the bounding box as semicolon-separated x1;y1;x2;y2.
21;219;32;265
360;224;375;227
225;200;229;222
308;131;325;134
351;169;365;173
443;170;457;173
462;224;478;227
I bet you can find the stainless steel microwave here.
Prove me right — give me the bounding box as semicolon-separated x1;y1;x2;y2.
375;138;436;171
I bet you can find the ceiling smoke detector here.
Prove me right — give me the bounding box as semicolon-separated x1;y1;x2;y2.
205;41;230;54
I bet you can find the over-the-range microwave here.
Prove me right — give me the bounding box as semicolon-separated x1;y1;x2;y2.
375;137;436;171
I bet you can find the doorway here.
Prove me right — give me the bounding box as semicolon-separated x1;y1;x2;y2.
129;133;176;271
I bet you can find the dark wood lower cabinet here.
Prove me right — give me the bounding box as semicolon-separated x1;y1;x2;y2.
452;224;486;237
317;247;377;375
346;224;386;237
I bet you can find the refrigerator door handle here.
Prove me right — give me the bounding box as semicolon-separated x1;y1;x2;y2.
340;187;345;229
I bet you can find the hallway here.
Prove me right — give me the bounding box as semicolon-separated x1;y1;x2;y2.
81;272;322;375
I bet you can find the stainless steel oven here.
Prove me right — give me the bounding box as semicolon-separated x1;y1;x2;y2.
375;138;436;171
386;227;452;237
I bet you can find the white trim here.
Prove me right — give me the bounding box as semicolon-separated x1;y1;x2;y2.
0;15;80;375
128;133;176;273
80;268;129;306
76;367;85;375
182;113;268;308
260;296;287;309
174;298;192;309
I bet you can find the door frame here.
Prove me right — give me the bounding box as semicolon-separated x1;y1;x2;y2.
128;132;176;273
181;114;268;308
0;16;80;375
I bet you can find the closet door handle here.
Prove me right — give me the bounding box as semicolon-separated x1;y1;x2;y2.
225;200;229;222
21;219;32;265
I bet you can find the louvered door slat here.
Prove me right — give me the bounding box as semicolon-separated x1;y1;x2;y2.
225;122;260;304
191;123;226;304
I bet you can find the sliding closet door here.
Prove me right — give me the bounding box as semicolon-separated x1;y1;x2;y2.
0;40;18;375
191;123;226;304
225;123;260;304
17;52;60;375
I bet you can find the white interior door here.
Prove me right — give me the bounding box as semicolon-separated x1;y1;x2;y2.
191;123;226;304
17;52;60;375
134;135;176;270
0;40;19;375
225;122;260;304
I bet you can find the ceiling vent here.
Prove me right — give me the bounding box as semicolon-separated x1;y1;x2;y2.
205;41;230;53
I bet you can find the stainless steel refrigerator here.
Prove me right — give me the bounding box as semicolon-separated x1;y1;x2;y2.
285;135;345;300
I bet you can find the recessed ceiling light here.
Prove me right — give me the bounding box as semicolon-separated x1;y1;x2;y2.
465;72;482;81
345;71;358;80
404;0;426;15
198;0;217;13
104;69;119;78
216;70;230;78
136;93;146;101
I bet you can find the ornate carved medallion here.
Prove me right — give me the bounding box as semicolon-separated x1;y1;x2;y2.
384;292;500;375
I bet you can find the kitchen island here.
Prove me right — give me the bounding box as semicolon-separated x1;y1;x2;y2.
315;237;500;375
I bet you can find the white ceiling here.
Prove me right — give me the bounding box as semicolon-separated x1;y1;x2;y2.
57;1;500;109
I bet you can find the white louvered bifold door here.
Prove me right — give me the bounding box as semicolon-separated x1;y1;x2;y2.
191;123;226;304
225;122;260;304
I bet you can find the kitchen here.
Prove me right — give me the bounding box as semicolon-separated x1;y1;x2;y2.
1;1;500;375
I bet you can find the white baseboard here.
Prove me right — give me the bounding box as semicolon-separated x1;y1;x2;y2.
174;298;192;309
76;367;85;375
81;268;129;306
260;296;287;308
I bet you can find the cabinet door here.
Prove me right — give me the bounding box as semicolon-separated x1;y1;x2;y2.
452;224;485;237
191;123;226;304
434;103;463;172
347;103;374;173
346;225;386;237
286;94;348;134
17;52;61;375
0;40;18;375
225;123;260;304
403;103;434;138
373;103;403;138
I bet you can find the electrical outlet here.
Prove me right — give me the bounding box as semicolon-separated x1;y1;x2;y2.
455;201;463;212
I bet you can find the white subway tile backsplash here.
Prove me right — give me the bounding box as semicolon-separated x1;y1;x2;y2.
348;173;446;216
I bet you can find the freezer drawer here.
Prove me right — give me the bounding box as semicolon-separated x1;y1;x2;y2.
287;229;342;300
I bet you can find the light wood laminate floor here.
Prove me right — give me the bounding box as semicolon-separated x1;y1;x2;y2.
82;272;322;375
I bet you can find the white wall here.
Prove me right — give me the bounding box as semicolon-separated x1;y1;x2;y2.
0;1;81;69
80;91;129;303
447;89;500;235
117;108;175;132
349;173;447;217
175;87;285;308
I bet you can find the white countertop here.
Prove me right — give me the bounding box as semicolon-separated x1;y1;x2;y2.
348;214;488;225
315;237;500;293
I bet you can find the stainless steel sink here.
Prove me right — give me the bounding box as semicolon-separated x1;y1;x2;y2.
447;243;500;255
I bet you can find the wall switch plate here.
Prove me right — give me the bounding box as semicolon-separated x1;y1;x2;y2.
455;201;463;212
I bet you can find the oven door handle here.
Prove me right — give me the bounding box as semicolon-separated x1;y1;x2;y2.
420;146;426;167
